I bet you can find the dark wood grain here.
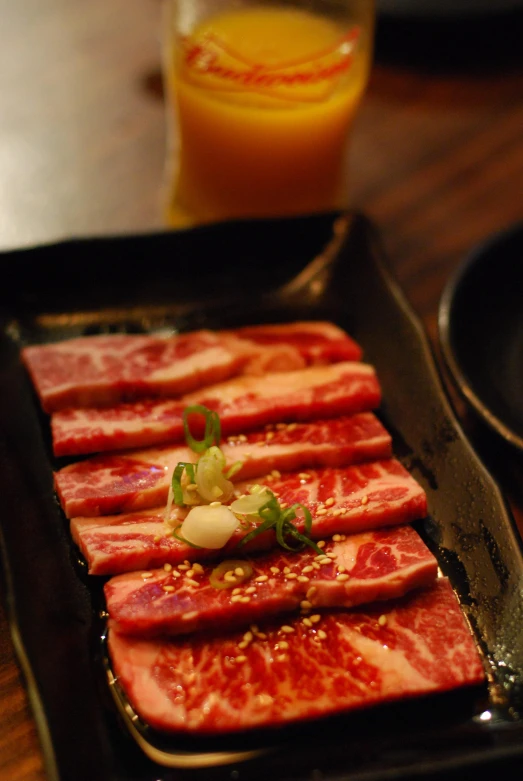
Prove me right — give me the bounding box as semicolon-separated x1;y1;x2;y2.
0;2;522;780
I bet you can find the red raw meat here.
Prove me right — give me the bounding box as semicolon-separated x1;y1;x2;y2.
71;460;427;575
55;413;391;518
22;331;250;413
52;362;381;456
107;578;484;734
229;321;362;372
23;322;363;413
105;525;438;637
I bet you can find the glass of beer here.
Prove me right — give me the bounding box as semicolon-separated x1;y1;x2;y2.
162;0;375;227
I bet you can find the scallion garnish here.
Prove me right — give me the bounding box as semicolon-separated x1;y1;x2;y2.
171;462;196;506
225;460;243;479
183;405;221;453
171;523;204;549
236;490;322;555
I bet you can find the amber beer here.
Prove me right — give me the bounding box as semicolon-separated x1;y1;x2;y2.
163;0;375;226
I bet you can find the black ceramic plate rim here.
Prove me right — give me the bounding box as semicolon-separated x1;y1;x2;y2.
438;222;523;451
1;212;523;781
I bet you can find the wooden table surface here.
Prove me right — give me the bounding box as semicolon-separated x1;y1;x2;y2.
1;2;522;779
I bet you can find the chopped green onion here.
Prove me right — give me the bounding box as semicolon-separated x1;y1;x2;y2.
225;460;243;479
209;560;254;589
171;462;196;506
171;524;204;549
183;405;221;453
196;446;234;504
235;491;322;555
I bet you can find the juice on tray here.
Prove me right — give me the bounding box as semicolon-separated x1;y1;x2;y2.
164;2;374;226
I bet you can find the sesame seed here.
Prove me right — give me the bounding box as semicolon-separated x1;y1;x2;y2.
153;535;161;543
255;575;269;582
277;654;287;662
245;586;256;594
378;614;387;626
163;585;175;592
238;434;247;442
163;563;172;572
361;495;369;505
186;569;194;578
185;578;200;587
178;564;190;571
142;572;153;579
319;557;332;565
317;540;326;549
298;472;310;479
210;501;222;507
238;640;248;649
235;655;247;663
327;552;337;559
285;572;298;579
255;631;267;640
340;534;346;541
278;641;289;650
287;423;297;431
317;630;327;640
333;508;343;517
243;631;253;642
297;575;310;583
250;624;259;633
266;431;275;441
302;617;312;627
336;574;350;582
310;614;321;624
171;569;181;578
306;586;318;599
312;562;320;570
192;562;204;574
325;497;335;507
280;625;295;634
302;565;313;573
224;571;237;582
316;508;327;516
283;567;291;574
234;567;245;577
240;596;251;603
231;595;242;603
300;600;312;609
232;588;242;596
332;534;341;542
270;566;280;574
338;565;346;573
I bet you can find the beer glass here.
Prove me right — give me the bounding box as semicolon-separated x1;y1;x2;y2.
163;0;375;226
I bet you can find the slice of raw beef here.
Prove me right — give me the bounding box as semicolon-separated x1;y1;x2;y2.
55;413;391;518
71;460;427;575
52;362;381;456
105;525;438;637
229;321;362;372
107;578;484;734
23;322;363;412
22;330;250;413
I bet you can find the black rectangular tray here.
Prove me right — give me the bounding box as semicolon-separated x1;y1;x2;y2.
1;213;522;781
